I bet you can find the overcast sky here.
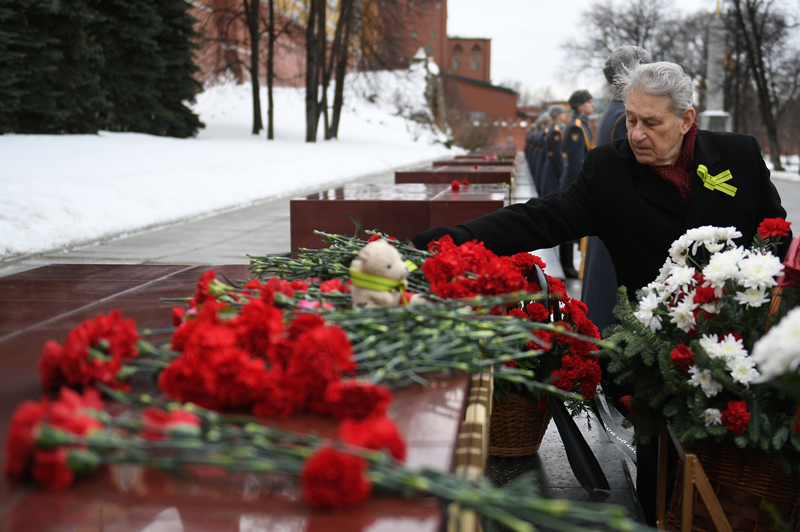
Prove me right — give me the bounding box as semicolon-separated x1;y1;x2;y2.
446;0;720;101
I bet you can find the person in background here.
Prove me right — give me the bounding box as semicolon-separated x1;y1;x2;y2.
559;90;595;278
533;111;552;195
539;104;569;199
582;46;651;333
524;118;539;181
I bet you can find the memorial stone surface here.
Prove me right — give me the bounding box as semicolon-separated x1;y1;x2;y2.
395;165;513;185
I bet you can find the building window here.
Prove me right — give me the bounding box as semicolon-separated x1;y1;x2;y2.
396;26;402;38
452;58;460;70
452;44;463;54
471;44;483;53
426;44;433;55
411;29;417;39
471;58;478;70
421;0;427;7
430;29;435;38
436;1;441;8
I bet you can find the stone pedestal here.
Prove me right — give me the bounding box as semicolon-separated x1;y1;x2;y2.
290;183;508;251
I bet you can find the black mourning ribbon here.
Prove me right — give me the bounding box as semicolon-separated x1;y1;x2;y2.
532;265;610;494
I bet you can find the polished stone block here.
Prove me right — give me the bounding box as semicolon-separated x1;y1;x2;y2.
290;184;508;250
395;165;512;185
432;158;513;167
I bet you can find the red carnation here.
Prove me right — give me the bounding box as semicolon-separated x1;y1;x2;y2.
193;269;218;305
451;180;460;191
287;313;327;339
228;298;284;359
48;388;104;437
320;278;348;293
252;369;304;419
619;395;636;413
141;407;201;440
339;416;407;462
368;234;381;242
461;180;470;186
171;307;186;327
4;400;47;479
507;308;528;320
525;302;550;322
301;447;371;510
324;381;392;421
511;253;546;277
504;360;518;368
260;277;295;304
757;217;791;239
670;344;695;372
290;279;310;291
693;285;719;304
721;401;751;435
31;449;74;490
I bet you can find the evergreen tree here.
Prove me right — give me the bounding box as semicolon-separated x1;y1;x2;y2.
91;0;167;134
4;0;106;133
152;0;204;137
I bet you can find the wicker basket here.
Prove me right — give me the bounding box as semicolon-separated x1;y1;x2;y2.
666;439;800;532
489;393;551;457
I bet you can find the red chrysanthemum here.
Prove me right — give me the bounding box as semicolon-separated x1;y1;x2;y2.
324;381;392;421
670;344;695;372
301;447;371;510
339;416;407;462
721;400;751;435
31;449;74;491
757;217;791;239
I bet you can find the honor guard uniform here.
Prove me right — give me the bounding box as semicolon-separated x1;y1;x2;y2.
559;90;595;278
524;119;540;180
539;105;569;197
533;111;551;195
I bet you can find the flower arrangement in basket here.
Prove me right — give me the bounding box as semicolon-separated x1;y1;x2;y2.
602;219;800;531
603;219;799;453
419;236;604;456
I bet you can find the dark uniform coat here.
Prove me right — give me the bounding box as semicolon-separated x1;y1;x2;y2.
540;123;565;197
581;100;627;332
533;127;549;194
560;111;594;192
414;130;790;294
524;126;538;179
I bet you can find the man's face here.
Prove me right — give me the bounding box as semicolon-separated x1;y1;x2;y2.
625;91;694;166
577;99;595;116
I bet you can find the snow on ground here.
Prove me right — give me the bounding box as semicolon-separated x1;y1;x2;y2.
0;63;459;259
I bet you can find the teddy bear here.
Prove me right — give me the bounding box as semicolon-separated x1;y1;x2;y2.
349;239;414;308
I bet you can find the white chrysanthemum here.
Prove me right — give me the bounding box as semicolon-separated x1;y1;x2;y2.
669;236;692;265
733;287;771;308
699;299;724;315
656;258;676;284
634;292;663;332
705;242;725;254
689;366;723;397
669;297;698;333
664;265;697;294
702;247;745;289
711;226;742;247
752;307;800;381
703;408;722;426
737;252;783;290
727;357;760;387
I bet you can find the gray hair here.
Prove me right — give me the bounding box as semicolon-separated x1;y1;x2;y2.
604;46;650;100
619;62;694;117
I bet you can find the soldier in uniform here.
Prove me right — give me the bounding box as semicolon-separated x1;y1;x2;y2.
559;90;595;278
533;111;552;195
539;105;569;198
524;119;539;180
583;47;651;332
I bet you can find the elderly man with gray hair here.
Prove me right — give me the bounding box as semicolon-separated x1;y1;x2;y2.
414;62;791;524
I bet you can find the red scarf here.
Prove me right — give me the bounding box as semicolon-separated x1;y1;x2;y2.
651;122;699;203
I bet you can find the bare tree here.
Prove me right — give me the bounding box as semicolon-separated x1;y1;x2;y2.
304;0;322;142
243;0;263;134
727;0;794;170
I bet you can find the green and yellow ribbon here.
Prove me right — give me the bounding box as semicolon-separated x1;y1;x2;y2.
349;260;418;304
697;165;737;197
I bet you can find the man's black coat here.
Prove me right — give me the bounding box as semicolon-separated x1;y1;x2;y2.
415;130;790;293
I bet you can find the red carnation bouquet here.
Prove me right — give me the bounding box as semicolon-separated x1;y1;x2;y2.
421;236;602;414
